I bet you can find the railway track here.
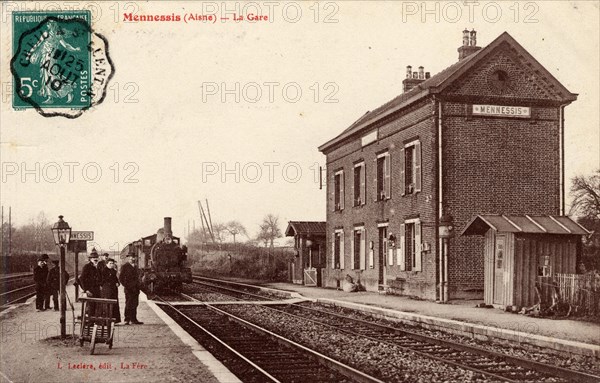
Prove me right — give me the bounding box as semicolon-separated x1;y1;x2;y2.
231;303;600;383
0;284;37;308
156;297;382;383
1;274;75;310
190;276;278;301
186;277;599;382
1;274;36;308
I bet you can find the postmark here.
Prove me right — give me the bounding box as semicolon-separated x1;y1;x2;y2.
10;11;114;118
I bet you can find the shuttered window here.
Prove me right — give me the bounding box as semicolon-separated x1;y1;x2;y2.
402;140;422;195
333;170;344;211
399;219;422;272
375;152;390;201
353;162;366;207
351;227;365;270
332;230;344;269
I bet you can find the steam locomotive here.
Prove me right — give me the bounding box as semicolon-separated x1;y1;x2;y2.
120;217;192;294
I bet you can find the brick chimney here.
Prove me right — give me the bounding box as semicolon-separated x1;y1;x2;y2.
458;29;481;60
403;65;429;92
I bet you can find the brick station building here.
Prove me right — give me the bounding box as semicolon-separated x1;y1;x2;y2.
318;30;577;300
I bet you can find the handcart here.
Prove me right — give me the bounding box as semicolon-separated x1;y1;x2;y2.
78;297;118;355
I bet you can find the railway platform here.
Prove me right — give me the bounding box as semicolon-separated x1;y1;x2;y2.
0;284;237;383
223;278;600;358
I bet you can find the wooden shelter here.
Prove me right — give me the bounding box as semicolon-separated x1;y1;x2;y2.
285;221;326;286
462;215;589;309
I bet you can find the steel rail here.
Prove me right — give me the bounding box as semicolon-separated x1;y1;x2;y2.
191;278;276;301
1;277;75;308
188;277;599;383
0;283;36;298
155;296;282;383
281;303;600;383
0;272;33;282
206;303;385;383
226;303;520;382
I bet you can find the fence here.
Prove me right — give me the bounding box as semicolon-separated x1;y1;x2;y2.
537;273;600;318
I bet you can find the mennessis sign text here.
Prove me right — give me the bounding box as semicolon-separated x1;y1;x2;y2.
472;104;531;118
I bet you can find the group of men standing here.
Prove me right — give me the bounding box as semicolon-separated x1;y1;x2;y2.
33;253;69;311
78;249;143;325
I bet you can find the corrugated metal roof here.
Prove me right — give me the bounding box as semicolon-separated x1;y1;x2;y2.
462;215;590;236
285;221;326;236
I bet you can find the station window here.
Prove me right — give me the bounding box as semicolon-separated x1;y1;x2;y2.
538;255;551;277
401;140;422;195
353;162;366;207
376;152;390;201
398;219;422;271
351;227;366;270
332;230;344;269
334;170;344;211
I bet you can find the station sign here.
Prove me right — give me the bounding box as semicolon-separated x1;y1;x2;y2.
472;104;531;118
71;231;94;241
68;240;88;253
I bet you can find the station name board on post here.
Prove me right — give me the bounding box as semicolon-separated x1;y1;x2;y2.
71;231;94;241
472;104;531;118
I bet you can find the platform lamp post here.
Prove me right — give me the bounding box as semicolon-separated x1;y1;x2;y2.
438;213;454;303
51;215;71;338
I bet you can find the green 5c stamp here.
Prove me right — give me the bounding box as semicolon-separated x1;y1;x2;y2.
11;11;114;118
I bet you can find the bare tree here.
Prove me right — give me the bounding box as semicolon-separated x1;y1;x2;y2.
570;170;600;219
257;214;282;248
569;170;600;271
226;221;247;243
212;223;228;243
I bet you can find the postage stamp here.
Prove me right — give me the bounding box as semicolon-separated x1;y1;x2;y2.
10;11;114;118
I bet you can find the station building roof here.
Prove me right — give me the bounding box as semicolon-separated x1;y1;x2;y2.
462;214;590;236
318;31;577;154
285;221;326;237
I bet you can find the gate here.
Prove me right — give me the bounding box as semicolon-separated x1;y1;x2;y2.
303;267;317;286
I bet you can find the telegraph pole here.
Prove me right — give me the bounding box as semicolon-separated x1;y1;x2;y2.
8;207;11;256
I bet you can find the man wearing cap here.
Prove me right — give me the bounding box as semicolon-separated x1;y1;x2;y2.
46;260;69;311
80;250;102;317
33;254;49;311
119;253;143;325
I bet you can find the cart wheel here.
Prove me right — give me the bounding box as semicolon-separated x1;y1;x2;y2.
90;324;98;355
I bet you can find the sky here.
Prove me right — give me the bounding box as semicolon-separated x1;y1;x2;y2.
1;1;599;253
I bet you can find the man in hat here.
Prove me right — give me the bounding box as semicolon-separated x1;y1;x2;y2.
46;260;69;311
80;250;102;316
119;252;143;325
33;254;49;311
98;252;109;273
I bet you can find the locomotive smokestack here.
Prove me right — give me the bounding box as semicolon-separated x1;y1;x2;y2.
164;217;172;236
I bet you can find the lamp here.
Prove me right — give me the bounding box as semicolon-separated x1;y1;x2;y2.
51;215;72;246
438;213;454;239
51;215;71;338
388;234;396;248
